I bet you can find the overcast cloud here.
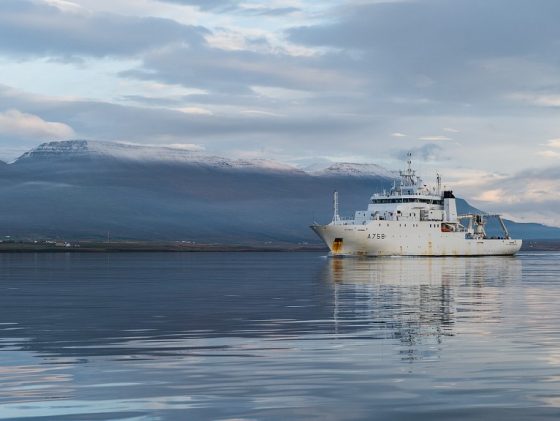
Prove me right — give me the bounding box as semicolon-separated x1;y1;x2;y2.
0;0;560;224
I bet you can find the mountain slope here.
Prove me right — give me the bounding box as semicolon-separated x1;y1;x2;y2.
1;140;558;242
1;141;395;242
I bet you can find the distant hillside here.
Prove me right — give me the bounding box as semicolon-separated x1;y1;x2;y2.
456;198;560;240
0;140;558;243
0;140;394;243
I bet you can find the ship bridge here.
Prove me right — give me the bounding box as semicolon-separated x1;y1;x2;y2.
358;154;448;223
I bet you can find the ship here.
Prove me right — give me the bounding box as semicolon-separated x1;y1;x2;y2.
311;155;522;256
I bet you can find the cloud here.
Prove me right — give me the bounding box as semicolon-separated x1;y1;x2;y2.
395;143;443;162
118;141;205;151
535;138;560;158
418;136;452;141
0;109;75;139
163;143;205;151
546;139;560;148
1;0;560;203
156;0;238;11
537;150;560;158
176;107;214;115
474;188;506;202
241;7;301;16
510;93;560;107
0;84;362;154
288;0;560;106
43;0;82;13
123;44;363;94
0;0;208;59
457;165;560;226
156;0;299;15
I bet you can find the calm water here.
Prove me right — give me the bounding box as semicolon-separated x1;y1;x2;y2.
1;252;560;420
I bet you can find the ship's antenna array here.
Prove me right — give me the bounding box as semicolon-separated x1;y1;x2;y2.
436;172;441;195
333;190;340;222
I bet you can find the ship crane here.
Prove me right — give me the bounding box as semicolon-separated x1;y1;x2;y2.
459;213;511;240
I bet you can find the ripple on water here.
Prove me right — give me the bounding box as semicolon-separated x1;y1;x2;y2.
0;252;560;420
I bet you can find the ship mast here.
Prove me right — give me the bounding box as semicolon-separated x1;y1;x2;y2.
333;190;340;222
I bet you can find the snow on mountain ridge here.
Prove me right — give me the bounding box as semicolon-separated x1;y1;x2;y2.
16;140;302;173
16;140;397;178
312;162;397;179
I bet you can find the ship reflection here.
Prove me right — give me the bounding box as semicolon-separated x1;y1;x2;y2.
0;253;522;363
321;256;522;360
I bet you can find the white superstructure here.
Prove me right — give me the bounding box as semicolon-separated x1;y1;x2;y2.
311;155;522;256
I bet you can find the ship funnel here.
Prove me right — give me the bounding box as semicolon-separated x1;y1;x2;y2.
443;190;458;222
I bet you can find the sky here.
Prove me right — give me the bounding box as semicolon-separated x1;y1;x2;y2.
1;0;560;225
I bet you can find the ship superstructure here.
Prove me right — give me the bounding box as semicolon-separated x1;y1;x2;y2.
311;156;521;256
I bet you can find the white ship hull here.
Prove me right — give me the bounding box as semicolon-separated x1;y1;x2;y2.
312;220;522;256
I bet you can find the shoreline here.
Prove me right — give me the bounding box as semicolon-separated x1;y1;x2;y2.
0;240;559;253
0;241;328;253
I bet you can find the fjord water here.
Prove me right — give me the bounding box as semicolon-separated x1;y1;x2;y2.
1;253;560;420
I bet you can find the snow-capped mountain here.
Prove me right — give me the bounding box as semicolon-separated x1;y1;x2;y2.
311;162;397;179
16;140;399;178
16;140;303;174
1;140;558;242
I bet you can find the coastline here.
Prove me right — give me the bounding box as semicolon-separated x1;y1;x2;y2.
0;241;328;253
0;240;558;253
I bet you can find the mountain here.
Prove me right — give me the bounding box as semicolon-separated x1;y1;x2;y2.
0;140;395;243
16;140;302;173
0;140;558;243
311;162;396;179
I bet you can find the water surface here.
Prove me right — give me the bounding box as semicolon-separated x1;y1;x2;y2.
1;252;560;420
